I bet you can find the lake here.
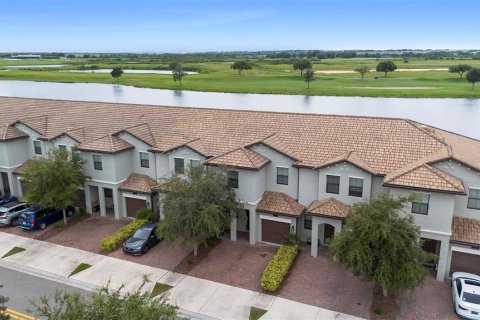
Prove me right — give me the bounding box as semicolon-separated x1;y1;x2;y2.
0;80;478;139
59;69;198;74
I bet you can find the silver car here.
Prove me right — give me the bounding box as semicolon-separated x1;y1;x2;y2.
452;272;480;319
0;201;28;227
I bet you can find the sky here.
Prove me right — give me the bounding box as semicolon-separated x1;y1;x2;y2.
0;0;478;52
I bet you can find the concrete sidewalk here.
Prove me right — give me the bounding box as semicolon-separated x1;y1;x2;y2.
0;231;363;320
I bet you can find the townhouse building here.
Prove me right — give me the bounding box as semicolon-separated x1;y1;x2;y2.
1;97;480;282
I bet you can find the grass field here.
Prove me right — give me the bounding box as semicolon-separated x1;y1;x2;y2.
1;57;480;98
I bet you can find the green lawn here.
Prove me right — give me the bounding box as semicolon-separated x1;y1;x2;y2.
1;57;479;98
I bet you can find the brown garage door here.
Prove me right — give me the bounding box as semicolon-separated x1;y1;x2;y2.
126;197;147;218
74;189;86;208
261;219;290;244
450;251;480;276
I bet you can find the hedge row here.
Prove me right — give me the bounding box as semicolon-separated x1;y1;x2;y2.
100;219;148;252
260;245;299;292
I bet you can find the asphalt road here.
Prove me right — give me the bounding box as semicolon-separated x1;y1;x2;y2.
0;266;89;319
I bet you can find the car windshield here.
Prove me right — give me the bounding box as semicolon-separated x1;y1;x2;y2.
132;229;151;240
463;292;480;304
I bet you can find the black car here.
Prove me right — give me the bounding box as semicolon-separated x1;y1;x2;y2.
123;222;160;255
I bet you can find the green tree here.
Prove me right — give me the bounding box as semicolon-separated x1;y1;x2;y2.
303;68;315;89
375;61;397;78
22;149;88;226
168;61;181;70
231;60;252;75
449;64;472;78
293;59;312;76
354;65;370;80
29;278;177;320
0;285;8;320
329;193;436;297
466;68;480;89
157;166;243;255
172;68;187;85
110;67;123;83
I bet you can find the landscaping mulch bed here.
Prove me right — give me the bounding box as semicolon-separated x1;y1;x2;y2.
35;213;90;241
370;286;397;320
173;237;222;274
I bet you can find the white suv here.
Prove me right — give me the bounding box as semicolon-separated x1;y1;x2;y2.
452;272;480;319
0;201;28;227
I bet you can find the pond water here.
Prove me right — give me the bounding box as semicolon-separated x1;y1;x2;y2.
59;69;198;74
0;80;478;139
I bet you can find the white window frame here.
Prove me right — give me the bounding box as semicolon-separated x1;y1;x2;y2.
93;154;103;171
276;166;289;185
411;192;430;215
58;144;67;151
325;173;341;194
33;140;42;155
139;152;150;168
190;159;201;168
348;176;364;197
467;187;480;210
174;157;185;174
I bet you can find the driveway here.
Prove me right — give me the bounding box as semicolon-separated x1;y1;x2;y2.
279;246;373;319
0;223;54;239
188;239;277;292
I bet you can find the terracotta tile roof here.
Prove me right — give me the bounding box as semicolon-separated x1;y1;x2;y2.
114;123;156;146
12;160;33;175
118;173;157;194
451;216;480;245
1;97;478;184
77;134;134;154
246;133;300;161
384;163;465;194
307;197;351;219
205;147;270;170
1;124;28;141
315;151;377;174
257;191;305;217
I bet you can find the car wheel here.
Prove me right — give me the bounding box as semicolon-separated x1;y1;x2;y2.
10;218;19;227
143;245;150;254
66;209;74;217
39;223;47;230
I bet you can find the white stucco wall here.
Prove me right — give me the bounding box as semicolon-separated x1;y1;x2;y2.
250;144;298;199
371;176;390;198
433;160;480;220
52;135;78;152
318;162;372;205
390;188;455;235
82;152;118;183
235;168;266;204
14;123;43;159
167;146;205;176
0;139;29;168
117;133;156;178
298;168;319;207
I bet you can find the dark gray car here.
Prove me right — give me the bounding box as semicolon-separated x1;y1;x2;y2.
0;201;28;226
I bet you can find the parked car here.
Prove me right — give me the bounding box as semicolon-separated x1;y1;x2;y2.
0;195;18;207
18;205;75;230
0;201;28;227
452;272;480;319
123;222;160;255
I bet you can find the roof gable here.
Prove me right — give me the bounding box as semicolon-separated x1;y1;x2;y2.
0;124;28;141
205;147;270;170
78;135;134;154
257;191;305;216
315;151;377;174
119;173;157;194
307;197;351;219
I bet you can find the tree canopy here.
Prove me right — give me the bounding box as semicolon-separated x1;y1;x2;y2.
168;61;181;70
22;148;88;225
157;166;243;255
354;65;370;80
30;278;177;320
110;67;124;83
293;59;312;76
466;68;480;89
172;67;187;85
231;60;253;74
375;61;397;78
303;68;315;89
449;64;472;78
329;193;436;297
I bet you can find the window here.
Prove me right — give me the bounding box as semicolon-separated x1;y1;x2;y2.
93;154;103;171
349;177;363;197
326;175;340;194
468;188;480;210
412;193;430;215
174;158;184;174
190;159;201;168
33;140;42;155
140;152;149;168
104;188;113;198
304;214;312;230
228;170;239;189
277;167;289;185
58;144;67;151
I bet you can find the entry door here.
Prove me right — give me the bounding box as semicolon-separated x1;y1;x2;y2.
1;172;10;195
324;224;335;244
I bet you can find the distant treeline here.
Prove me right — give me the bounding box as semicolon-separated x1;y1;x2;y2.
1;50;480;61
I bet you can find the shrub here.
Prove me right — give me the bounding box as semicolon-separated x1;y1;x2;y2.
135;208;154;221
100;219;148;252
260;245;298;292
282;233;300;246
79;207;86;216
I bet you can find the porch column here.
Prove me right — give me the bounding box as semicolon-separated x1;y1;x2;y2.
99;187;106;217
7;172;15;197
436;238;450;281
85;185;92;213
445;244;453;279
249;210;256;245
311;220;319;257
112;187;121;219
230;217;237;241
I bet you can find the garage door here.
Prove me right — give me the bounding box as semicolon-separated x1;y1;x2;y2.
126;197;147;218
74;189;86;208
450;251;480;276
261;219;290;244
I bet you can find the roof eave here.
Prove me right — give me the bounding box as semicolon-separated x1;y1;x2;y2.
382;183;466;195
